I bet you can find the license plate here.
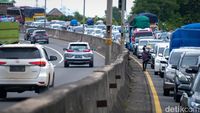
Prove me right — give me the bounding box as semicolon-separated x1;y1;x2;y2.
10;66;25;72
75;55;82;58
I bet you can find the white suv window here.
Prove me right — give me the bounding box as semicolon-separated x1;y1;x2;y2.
0;47;41;59
69;44;89;51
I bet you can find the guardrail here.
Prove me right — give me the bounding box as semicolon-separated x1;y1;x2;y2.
1;28;130;113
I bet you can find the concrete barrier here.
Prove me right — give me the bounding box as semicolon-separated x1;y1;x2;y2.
1;28;130;113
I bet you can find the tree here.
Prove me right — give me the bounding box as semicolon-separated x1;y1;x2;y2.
73;11;83;23
178;0;200;24
112;7;121;25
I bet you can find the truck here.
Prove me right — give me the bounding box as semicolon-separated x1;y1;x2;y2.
169;23;200;52
0;21;19;44
126;15;150;51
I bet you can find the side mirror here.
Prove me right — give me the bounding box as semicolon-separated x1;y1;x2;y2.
49;56;57;61
185;66;198;74
63;48;67;51
171;65;178;70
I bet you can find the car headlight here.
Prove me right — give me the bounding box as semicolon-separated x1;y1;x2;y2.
177;72;188;82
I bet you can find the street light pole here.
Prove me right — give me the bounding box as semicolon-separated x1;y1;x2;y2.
105;0;113;65
44;0;47;28
83;0;86;34
120;0;125;53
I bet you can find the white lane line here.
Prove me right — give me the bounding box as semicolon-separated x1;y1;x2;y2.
94;51;105;59
44;45;64;64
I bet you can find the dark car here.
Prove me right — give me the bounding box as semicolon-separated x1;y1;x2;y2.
30;30;49;44
180;66;200;113
173;51;200;102
24;28;37;41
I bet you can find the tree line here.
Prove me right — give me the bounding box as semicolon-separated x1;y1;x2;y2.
131;0;200;30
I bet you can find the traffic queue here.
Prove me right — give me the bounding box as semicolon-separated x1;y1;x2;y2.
129;23;200;112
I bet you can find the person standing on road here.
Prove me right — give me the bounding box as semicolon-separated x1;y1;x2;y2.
142;45;150;71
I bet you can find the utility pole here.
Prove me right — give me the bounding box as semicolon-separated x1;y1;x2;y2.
44;0;47;28
120;0;125;53
82;0;86;34
105;0;112;65
36;0;38;7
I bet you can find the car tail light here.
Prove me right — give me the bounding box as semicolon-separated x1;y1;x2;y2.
0;61;6;65
29;61;46;67
66;49;74;52
83;49;91;52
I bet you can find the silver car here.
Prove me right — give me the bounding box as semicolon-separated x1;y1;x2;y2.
0;44;57;98
63;42;94;67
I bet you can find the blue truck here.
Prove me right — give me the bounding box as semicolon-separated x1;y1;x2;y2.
169;23;200;52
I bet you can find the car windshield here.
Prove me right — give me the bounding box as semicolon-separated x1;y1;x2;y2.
139;41;148;46
0;47;41;59
69;44;88;51
28;29;36;33
35;31;46;35
181;55;199;68
135;32;153;37
169;52;182;65
95;30;101;34
158;47;165;55
164;48;169;57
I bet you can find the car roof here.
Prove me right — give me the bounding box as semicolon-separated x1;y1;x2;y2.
27;28;37;30
69;42;89;45
155;42;169;46
184;51;200;56
172;47;200;52
0;44;43;48
139;38;155;41
33;30;46;32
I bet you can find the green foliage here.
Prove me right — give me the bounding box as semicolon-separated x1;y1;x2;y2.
131;0;200;30
47;15;73;21
112;7;121;25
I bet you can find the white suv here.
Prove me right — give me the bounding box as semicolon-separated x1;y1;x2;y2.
154;42;169;75
63;42;94;67
0;44;57;98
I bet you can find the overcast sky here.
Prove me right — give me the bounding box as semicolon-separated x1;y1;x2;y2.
14;0;134;17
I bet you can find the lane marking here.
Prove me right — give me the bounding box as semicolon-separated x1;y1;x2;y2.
44;45;64;65
94;51;105;59
130;56;162;113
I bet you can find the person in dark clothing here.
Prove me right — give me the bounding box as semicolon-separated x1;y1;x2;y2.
142;45;150;71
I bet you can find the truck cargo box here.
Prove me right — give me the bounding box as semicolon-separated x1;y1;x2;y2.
170;25;200;52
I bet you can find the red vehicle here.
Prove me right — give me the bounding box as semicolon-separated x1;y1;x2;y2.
132;28;153;43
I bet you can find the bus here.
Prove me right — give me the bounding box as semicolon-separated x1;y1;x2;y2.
23;7;45;22
6;6;45;24
6;7;24;24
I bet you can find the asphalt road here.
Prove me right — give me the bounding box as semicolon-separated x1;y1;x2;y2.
131;54;179;113
0;36;105;110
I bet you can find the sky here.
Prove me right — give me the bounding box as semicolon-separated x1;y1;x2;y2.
14;0;134;17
